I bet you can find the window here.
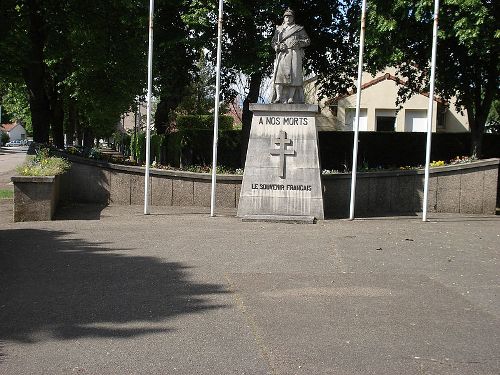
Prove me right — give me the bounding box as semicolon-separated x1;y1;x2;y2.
345;108;368;131
376;116;396;131
376;109;396;131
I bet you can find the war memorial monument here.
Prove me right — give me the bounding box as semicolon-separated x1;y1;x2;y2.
237;9;324;222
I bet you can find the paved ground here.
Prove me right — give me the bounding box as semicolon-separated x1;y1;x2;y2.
0;146;27;191
0;148;499;374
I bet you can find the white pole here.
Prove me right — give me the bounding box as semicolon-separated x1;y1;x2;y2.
210;0;224;217
348;0;367;220
422;0;439;222
144;0;154;215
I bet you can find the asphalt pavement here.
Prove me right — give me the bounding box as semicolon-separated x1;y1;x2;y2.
0;146;27;191
0;200;499;374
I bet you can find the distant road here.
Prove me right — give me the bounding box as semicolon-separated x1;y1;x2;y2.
0;146;28;189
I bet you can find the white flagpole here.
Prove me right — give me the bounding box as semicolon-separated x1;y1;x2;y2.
422;0;439;222
144;0;154;215
349;0;367;220
210;0;224;217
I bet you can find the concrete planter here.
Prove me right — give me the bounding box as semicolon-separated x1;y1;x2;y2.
11;175;60;222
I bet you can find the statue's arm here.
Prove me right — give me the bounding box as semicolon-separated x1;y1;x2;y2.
296;30;310;48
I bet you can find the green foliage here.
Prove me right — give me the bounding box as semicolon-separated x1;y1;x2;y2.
175;51;216;116
165;129;241;168
150;134;163;163
176;115;234;130
0;189;14;199
183;1;361;101
0;82;32;134
486;100;500;134
130;131;146;163
113;131;132;157
0;0;147;143
365;0;498;157
129;132;167;164
16;148;70;176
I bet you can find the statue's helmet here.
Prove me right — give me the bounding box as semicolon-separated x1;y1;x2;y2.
283;8;294;17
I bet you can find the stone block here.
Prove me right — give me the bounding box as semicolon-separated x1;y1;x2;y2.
109;171;131;205
322;178;349;218
12;176;59;222
238;104;324;220
194;181;237;208
368;175;393;214
131;174;151;205
390;175;417;213
60;163;110;204
151;176;173;206
436;172;460;213
482;168;498;214
354;177;370;215
416;175;437;213
459;170;484;214
173;179;194;206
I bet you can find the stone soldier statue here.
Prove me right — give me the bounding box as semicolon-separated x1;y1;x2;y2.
271;8;310;104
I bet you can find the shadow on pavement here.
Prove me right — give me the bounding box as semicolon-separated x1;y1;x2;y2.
0;229;229;348
54;204;108;220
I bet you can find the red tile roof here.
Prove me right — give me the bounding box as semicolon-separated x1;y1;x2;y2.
326;73;445;105
0;123;19;132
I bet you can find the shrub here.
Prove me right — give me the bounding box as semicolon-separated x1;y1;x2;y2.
16;148;70;176
1;132;9;145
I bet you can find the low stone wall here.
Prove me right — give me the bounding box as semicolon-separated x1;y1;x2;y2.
323;159;499;217
60;155;499;217
59;156;241;209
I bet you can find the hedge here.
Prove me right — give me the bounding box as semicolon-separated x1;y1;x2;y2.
176;115;234;130
165;129;241;168
123;129;499;170
318;132;500;171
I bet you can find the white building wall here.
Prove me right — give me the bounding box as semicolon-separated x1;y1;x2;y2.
308;69;469;133
7;125;27;141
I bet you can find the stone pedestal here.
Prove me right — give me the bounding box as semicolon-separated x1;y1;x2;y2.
12;175;60;222
237;103;324;221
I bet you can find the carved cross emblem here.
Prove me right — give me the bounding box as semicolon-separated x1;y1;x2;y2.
270;130;294;178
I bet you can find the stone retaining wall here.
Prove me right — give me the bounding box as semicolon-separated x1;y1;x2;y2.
60;155;499;217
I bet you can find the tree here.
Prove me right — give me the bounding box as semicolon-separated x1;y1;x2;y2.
0;82;32;134
175;51;216;116
0;1;147;146
365;0;499;158
183;0;360;163
153;0;197;135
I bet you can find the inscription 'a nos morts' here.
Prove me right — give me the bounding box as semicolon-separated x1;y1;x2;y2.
258;116;309;126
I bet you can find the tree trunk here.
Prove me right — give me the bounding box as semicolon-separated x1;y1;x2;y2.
467;102;488;159
83;126;95;148
22;0;50;144
240;72;262;166
469;111;487;159
66;99;77;146
49;86;65;149
154;99;169;135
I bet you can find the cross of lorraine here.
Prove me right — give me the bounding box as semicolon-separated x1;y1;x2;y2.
270;130;295;178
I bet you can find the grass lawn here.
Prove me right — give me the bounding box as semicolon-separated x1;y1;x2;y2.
0;189;13;199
